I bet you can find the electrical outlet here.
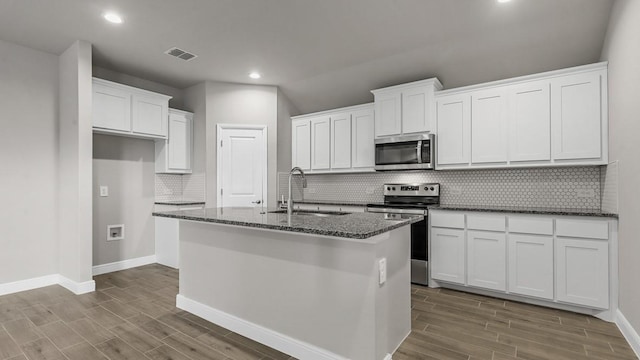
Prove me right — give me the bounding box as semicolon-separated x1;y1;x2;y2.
99;186;109;197
576;188;596;198
378;258;387;285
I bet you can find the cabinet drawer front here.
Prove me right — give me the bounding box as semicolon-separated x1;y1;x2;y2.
467;214;505;232
556;219;608;240
430;212;465;229
509;216;553;235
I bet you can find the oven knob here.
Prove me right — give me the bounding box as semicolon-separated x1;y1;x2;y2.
392;187;396;191
430;187;434;191
386;187;391;191
424;187;428;191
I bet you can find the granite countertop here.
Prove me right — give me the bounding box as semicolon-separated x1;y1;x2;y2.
152;207;422;239
429;204;618;218
155;200;206;206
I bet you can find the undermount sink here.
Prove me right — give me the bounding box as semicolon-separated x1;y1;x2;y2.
269;209;350;217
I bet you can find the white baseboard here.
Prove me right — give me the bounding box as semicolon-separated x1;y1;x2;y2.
616;309;640;358
0;274;59;297
176;295;349;360
92;255;157;276
0;274;95;296
58;275;95;295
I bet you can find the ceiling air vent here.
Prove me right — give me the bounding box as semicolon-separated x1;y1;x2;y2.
164;47;198;61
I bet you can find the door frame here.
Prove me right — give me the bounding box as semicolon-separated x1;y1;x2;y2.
216;124;268;208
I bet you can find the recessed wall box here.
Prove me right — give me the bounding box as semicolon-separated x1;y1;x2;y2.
107;224;125;241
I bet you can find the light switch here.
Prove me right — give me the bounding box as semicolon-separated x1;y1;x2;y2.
378;258;387;285
100;186;109;197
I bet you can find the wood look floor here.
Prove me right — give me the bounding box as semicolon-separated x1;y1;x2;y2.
0;265;635;360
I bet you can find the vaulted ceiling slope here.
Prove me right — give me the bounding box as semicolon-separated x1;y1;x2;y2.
0;0;614;114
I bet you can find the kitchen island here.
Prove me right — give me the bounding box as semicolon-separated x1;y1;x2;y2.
153;207;420;360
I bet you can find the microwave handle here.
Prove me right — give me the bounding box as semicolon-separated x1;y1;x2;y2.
417;140;423;163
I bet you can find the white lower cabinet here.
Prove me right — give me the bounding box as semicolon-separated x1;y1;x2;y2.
467;230;506;291
155;204;205;269
508;233;554;300
430;227;466;285
429;210;616;315
556;237;609;309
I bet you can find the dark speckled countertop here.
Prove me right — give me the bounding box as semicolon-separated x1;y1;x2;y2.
428;205;618;218
152;207;421;240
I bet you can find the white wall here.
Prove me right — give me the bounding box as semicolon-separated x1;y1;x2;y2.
277;89;297;174
204;82;279;207
58;40;94;285
0;40;59;284
92;134;156;266
600;0;640;340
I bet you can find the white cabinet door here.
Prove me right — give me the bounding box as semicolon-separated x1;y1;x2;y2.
467;230;506;291
374;92;402;137
431;227;466;285
551;71;603;161
330;113;351;169
471;89;508;164
508;81;551;162
292;120;311;170
132;94;168;137
556;237;609;309
402;86;431;134
93;82;131;132
351;108;375;169
508;234;554;300
436;94;471;166
168;111;192;171
311;117;331;170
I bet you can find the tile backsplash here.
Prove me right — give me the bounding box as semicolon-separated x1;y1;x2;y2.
155;173;206;202
279;166;604;210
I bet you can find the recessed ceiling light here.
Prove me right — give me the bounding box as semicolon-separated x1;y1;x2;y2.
103;12;123;24
249;72;261;79
497;0;512;3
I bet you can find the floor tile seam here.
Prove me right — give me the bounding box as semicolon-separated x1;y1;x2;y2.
497;331;591;356
416;326;515;356
412;329;508;358
165;332;229;360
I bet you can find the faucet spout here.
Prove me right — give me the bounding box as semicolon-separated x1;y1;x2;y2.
287;167;307;215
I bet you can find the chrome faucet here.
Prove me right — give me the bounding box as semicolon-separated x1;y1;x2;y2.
287;167;307;215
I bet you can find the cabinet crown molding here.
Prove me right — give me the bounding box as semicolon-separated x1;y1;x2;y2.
92;77;173;100
371;77;443;95
291;103;373;121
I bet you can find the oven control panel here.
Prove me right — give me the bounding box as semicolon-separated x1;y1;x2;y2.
383;183;440;196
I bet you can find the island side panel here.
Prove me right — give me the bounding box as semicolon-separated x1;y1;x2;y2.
178;221;388;360
375;225;411;359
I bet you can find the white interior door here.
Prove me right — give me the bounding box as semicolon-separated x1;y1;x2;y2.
218;126;267;208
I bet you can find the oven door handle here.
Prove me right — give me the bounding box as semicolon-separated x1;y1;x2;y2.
366;207;428;215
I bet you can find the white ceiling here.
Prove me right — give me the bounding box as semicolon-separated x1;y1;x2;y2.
0;0;614;114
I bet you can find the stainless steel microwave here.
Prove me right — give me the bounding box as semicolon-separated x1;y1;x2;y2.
374;134;435;171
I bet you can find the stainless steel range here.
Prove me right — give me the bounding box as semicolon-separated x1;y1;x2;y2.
366;183;440;285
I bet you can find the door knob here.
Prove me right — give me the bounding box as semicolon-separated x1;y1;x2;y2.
252;200;262;204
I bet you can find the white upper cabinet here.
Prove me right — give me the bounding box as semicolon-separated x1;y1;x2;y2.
291;104;375;174
471;89;508;164
330;113;352;169
436;93;471;166
310;116;331;171
351;108;375;169
92;78;171;140
508;80;551;163
93;81;132;132
132;94;168;137
372;78;442;137
435;62;608;170
292;119;311;170
373;92;401;137
156;109;193;174
551;71;604;161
